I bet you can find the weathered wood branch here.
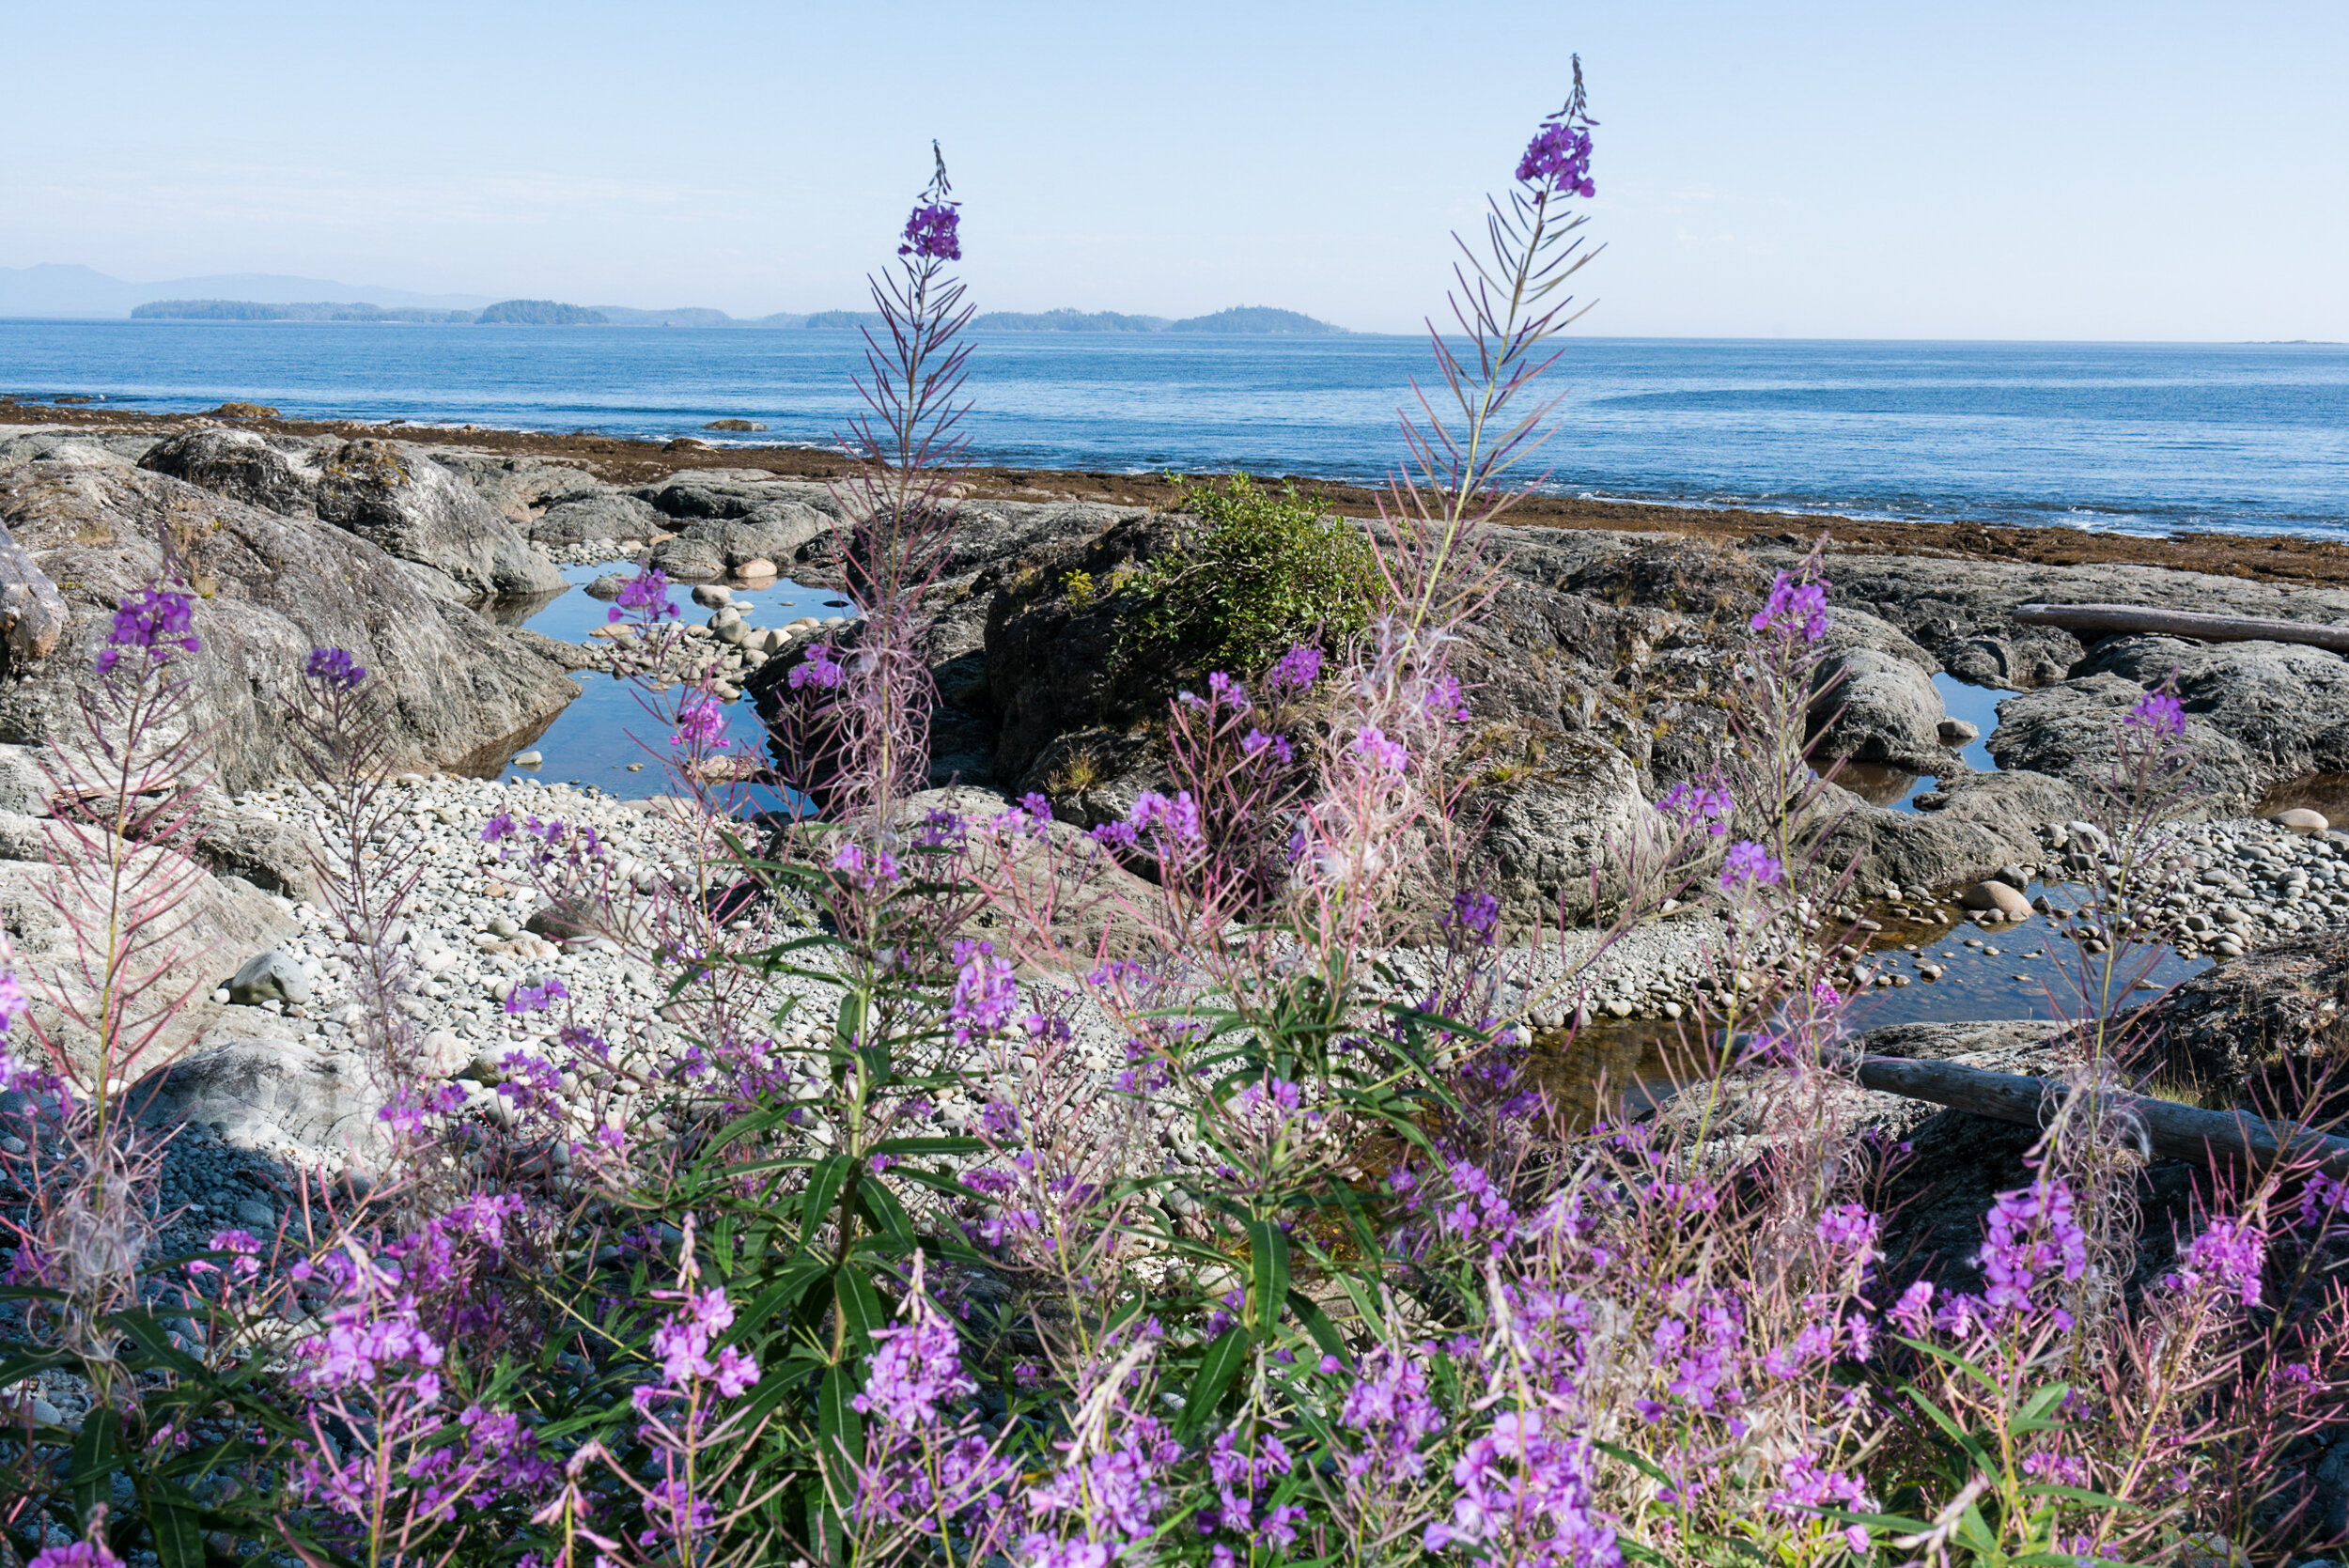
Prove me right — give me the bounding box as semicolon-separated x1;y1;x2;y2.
2014;601;2349;655
1844;1052;2349;1178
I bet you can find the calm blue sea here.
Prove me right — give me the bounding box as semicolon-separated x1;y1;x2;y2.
2;320;2344;536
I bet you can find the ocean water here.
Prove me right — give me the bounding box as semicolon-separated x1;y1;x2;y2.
2;321;2344;537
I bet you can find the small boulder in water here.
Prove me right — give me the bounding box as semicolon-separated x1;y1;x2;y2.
1959;881;2031;920
585;572;631;601
511;751;543;770
692;583;733;609
2273;807;2328;834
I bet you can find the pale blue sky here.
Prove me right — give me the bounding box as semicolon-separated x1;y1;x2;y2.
7;0;2342;338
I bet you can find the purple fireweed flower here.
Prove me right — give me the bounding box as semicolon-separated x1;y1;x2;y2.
1240;728;1294;768
1657;779;1735;837
1976;1178;2089;1319
28;1543;126;1568
1353;726;1409;772
1815;1203;1882;1264
2299;1173;2349;1236
609;567;677;622
480;811;516;842
1750;571;1831;643
304;646;367;690
949;939;1018;1047
97;586;200;673
2169;1214;2264;1306
1094;789;1204;853
187;1228;264;1279
854;1277;974;1427
831;840;901;891
504;977;569;1016
1339;1340;1444;1480
1425;673;1471;722
1517;119;1596;196
0;970;26;1034
1427;1410;1620;1568
1719;840;1783;890
1441;889;1502;946
1265;644;1323;690
900;201;962;261
2126;688;2186;737
671;695;727;750
789;642;846;690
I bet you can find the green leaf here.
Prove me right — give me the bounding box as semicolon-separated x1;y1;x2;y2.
1178;1328;1250;1441
1244;1219;1290;1338
855;1179;918;1250
816;1361;863;1514
834;1266;888;1358
1283;1290;1347;1367
70;1407;120;1521
800;1155;852;1242
148;1499;206;1568
108;1308;208;1377
865;1136;983;1157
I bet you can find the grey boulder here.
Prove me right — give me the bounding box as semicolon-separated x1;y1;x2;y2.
131;1035;386;1163
315;440;567;598
1988;670;2262;815
0;459;580;792
533;490;661;546
138;427;319;517
1810;646;1948;768
227;949;310;1005
1466;738;1662;924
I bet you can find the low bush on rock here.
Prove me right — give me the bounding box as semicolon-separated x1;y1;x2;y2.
1118;471;1381;681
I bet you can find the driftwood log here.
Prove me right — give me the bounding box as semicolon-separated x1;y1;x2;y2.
2014;601;2349;655
1843;1052;2349;1178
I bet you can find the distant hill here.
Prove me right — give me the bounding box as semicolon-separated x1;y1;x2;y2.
131;299;474;323
3;264;491;318
802;310;889;330
971;308;1173;333
1168;306;1346;335
475;299;606;326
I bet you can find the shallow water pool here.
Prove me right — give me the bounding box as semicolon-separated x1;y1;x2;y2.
484;564;844;798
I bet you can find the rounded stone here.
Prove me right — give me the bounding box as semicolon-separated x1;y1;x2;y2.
510;751;543;769
2272;807;2329;834
1958;880;2032;919
735;557;778;580
691;584;733;609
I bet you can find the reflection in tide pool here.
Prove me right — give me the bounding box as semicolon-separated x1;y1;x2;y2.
1531;877;2212;1120
1819;672;2010;813
478;563;841;802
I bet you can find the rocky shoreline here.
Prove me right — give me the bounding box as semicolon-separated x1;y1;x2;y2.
6;406;2349;1222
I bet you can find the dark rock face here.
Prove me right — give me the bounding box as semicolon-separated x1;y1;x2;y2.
314;440;567;598
2127;930;2349;1111
0;460;579;793
1989;670;2262;814
643;478;838;580
1809;767;2081;894
982;511;1190;791
140;427;319;517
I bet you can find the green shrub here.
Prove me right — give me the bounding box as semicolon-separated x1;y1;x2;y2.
1119;473;1381;677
